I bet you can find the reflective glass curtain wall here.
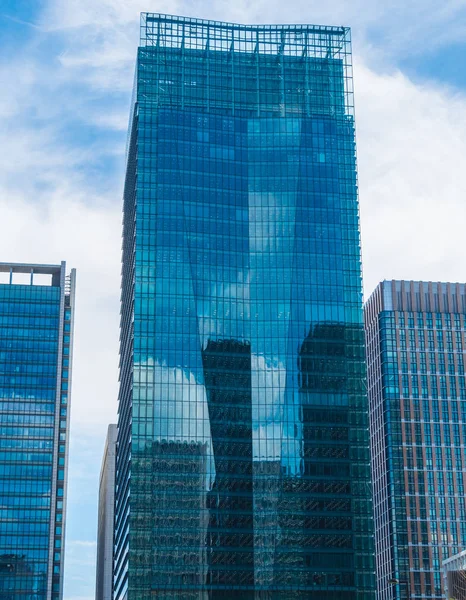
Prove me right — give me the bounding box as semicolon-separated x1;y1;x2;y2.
115;14;375;600
0;262;75;600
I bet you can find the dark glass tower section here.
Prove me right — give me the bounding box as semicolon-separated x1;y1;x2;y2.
115;13;375;600
0;262;76;600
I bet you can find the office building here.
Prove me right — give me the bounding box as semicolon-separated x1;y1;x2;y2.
366;280;466;599
96;424;117;600
443;550;466;600
0;262;76;600
115;13;375;599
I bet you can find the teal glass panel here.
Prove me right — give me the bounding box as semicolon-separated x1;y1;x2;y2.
115;14;375;600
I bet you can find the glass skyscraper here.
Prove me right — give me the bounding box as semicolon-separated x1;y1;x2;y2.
115;13;375;599
0;262;75;600
366;281;466;599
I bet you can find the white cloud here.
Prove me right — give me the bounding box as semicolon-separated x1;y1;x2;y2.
142;359;213;445
356;63;466;296
40;0;466;79
64;537;97;592
0;25;123;432
0;193;121;429
87;109;129;131
68;540;97;548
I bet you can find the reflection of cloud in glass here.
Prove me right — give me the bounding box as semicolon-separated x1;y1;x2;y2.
249;196;297;254
134;357;215;488
198;272;250;349
251;354;302;474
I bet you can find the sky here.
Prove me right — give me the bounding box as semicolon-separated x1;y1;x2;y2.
1;1;466;598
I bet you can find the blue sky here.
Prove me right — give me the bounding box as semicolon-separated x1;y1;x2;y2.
2;1;466;598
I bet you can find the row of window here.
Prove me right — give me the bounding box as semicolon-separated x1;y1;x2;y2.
397;311;463;330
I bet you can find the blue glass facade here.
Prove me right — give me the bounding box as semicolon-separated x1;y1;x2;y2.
115;14;375;599
0;263;75;600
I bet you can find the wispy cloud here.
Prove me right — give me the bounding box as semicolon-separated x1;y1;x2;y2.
40;0;466;76
0;13;42;30
69;540;97;548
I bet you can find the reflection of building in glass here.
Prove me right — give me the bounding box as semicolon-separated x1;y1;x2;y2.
444;550;466;600
114;13;375;600
299;322;352;405
366;281;466;600
295;323;360;589
0;554;40;599
253;459;282;592
132;440;209;598
202;339;254;595
0;262;76;600
96;424;117;600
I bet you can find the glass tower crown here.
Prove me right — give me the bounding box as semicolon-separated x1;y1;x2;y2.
115;13;375;600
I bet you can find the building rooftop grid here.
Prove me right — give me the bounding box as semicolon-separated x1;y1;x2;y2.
140;13;350;57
